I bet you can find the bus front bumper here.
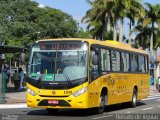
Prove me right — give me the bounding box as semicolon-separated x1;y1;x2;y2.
26;91;89;109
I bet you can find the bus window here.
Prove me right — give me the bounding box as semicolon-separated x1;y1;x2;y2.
111;50;120;72
145;56;148;73
101;49;110;71
138;55;145;73
90;47;99;81
130;54;138;72
121;52;130;72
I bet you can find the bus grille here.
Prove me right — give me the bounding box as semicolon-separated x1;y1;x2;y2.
39;95;69;98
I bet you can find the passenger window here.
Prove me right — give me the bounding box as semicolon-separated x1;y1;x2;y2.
145;56;148;73
111;50;120;71
138;55;145;73
101;49;110;71
121;52;130;72
130;54;138;72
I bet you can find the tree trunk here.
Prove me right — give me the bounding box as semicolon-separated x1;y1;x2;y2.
102;13;108;40
119;17;123;42
150;32;153;51
150;22;154;52
107;17;111;32
128;19;132;44
113;16;117;41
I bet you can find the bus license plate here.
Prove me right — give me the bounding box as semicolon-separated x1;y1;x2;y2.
48;100;58;104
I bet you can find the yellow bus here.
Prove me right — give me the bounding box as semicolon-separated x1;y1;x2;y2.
26;38;150;114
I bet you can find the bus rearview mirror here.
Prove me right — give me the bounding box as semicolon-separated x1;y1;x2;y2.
92;54;98;65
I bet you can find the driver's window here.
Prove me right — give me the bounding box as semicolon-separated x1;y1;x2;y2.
90;47;99;82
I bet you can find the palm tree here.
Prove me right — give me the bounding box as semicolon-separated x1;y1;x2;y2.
127;0;145;44
82;0;146;43
133;20;151;49
143;3;160;51
82;0;107;40
82;0;118;40
113;0;130;42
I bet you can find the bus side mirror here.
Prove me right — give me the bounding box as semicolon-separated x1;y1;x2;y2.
92;54;98;65
21;52;25;62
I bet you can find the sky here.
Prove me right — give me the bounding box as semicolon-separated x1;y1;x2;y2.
33;0;160;38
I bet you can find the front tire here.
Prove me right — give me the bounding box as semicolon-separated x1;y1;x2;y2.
131;88;138;107
95;93;106;114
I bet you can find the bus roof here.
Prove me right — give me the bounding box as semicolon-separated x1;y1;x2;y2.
37;38;147;55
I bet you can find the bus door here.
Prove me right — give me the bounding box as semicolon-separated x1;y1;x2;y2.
88;46;101;107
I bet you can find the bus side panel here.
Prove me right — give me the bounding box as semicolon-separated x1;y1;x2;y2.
88;74;118;106
116;73;132;103
102;74;118;105
87;78;101;108
137;74;150;100
88;73;150;108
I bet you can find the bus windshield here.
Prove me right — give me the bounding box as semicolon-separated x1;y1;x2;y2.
29;41;88;83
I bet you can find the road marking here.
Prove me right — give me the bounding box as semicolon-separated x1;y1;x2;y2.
92;115;114;119
0;104;27;109
142;107;154;111
148;94;160;97
142;97;160;101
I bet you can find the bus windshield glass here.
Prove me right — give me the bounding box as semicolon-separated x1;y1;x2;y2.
29;41;88;83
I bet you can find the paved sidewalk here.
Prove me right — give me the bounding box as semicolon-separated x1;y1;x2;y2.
149;85;160;96
4;82;26;104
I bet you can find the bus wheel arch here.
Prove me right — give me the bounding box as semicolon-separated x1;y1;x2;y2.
96;87;108;114
131;86;138;107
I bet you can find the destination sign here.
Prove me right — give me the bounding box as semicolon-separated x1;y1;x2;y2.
39;42;84;50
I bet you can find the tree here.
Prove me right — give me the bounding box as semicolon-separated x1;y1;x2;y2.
0;0;78;47
143;3;160;51
76;27;91;38
132;20;151;49
127;0;145;44
82;0;145;42
82;0;108;40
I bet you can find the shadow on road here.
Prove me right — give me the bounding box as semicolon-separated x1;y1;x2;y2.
105;102;146;112
27;109;95;117
27;102;146;117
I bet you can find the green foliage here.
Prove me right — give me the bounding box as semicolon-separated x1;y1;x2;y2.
0;0;78;47
134;3;160;49
82;0;145;41
76;27;91;38
132;20;151;49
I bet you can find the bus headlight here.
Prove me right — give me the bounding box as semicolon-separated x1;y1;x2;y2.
27;88;37;96
72;86;87;97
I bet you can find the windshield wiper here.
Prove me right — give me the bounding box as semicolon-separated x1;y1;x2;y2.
63;73;72;85
36;74;44;85
72;77;87;82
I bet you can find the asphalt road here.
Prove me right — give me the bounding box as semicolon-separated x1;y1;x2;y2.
1;94;160;120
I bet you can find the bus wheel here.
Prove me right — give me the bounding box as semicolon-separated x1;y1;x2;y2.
46;108;59;114
131;88;138;107
96;93;106;114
